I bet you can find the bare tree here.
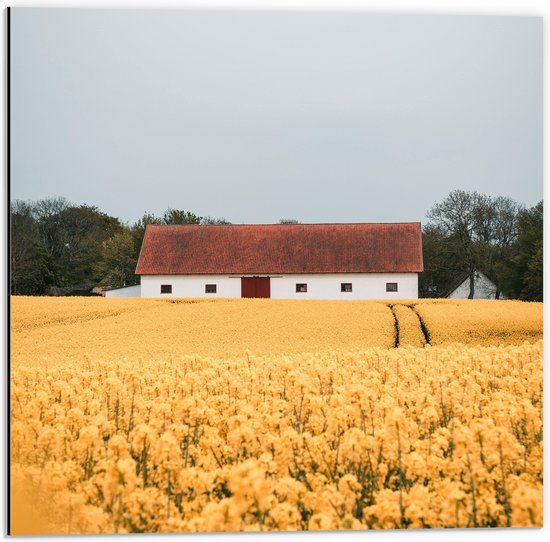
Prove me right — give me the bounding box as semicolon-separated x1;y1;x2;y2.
425;190;523;299
33;196;71;259
200;216;232;225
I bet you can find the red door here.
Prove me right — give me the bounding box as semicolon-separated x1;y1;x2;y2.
241;277;271;298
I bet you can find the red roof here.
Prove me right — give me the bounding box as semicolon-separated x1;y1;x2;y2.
135;223;423;275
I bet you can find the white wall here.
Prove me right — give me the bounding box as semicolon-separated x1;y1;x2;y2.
271;273;417;299
448;272;507;300
104;284;141;298
140;273;418;299
141;275;241;298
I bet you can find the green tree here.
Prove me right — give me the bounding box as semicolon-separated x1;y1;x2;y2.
55;205;123;288
131;212;163;260
95;230;137;288
10;198;69;294
130;208;203;268
501;201;543;301
33;197;71;261
162;208;202;225
418;224;456;297
131;208;200;258
10;198;211;295
483;196;524;299
10;200;41;294
32;197;71;289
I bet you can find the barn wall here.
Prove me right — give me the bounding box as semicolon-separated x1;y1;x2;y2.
141;275;240;298
104;285;141;298
270;273;417;299
140;273;418;299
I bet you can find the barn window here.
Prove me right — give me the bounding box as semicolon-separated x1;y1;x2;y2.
386;282;398;292
341;283;352;292
205;284;217;294
296;283;307;293
160;284;172;294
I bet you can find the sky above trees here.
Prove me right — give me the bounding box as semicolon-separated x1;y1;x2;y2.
10;9;542;225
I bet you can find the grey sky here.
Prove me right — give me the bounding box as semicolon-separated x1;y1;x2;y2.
10;9;542;225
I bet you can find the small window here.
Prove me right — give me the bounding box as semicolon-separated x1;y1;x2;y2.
205;284;217;294
386;282;398;292
341;283;352;292
296;283;308;293
160;284;172;294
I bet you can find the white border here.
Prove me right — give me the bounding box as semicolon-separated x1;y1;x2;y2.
1;1;546;541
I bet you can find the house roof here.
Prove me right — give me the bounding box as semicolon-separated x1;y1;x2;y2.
135;223;423;275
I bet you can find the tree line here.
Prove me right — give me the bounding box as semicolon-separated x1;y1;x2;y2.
10;192;542;300
10;197;230;295
420;191;542;301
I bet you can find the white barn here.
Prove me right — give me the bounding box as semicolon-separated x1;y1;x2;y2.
104;284;142;298
444;270;507;300
135;223;423;299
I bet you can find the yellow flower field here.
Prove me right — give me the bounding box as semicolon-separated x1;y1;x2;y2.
413;299;543;346
11;297;396;366
10;297;543;533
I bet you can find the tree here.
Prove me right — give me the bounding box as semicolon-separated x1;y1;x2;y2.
131;212;163;260
10;200;41;294
95;230;137;288
10;198;124;293
162;208;202;225
418;224;456;298
483;196;524;299
425;191;487;298
54;205;123;288
131;209;202;262
33;196;71;261
423;190;523;299
524;242;543;301
129;208;203;280
10;198;71;294
500;201;542;301
200;216;232;225
278;218;301;224
10;198;210;295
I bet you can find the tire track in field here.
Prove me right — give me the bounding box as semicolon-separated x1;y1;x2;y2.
387;303;431;348
387;304;400;348
408;304;431;346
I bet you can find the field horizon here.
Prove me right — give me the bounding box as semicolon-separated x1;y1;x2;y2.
10;297;543;364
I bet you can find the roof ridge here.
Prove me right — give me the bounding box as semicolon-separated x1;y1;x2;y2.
147;222;422;227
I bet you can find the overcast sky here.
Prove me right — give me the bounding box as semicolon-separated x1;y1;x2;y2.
10;9;542;225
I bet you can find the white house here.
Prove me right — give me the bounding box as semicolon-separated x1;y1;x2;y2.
444;270;507;300
134;223;423;299
104;284;142;298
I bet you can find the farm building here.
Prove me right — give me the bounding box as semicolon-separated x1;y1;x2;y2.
444;270;507;300
104;284;141;298
134;223;423;299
